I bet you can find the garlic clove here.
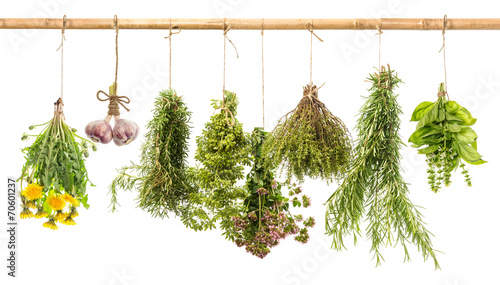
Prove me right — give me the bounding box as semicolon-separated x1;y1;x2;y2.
85;120;113;144
112;119;139;146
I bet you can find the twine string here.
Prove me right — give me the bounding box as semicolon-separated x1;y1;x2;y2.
165;19;182;89
376;20;383;71
56;15;67;100
114;15;119;95
438;15;449;100
305;21;324;95
261;18;265;129
97;90;131;116
220;18;236;127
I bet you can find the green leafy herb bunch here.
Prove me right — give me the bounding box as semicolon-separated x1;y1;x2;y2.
109;89;197;218
229;128;314;258
19;98;95;230
409;83;486;192
262;84;352;183
325;66;440;269
181;91;251;231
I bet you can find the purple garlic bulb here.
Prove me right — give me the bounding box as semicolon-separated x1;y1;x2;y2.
112;119;139;146
85;120;113;144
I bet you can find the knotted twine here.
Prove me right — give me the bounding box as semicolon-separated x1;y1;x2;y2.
218;18;238;127
438;15;449;100
96;15;131;117
56;15;67;101
164;19;181;89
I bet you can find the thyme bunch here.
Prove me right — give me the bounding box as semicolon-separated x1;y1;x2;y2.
109;89;197;218
325;66;440;269
263;84;352;183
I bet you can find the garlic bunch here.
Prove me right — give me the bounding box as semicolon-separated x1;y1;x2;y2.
85;83;140;146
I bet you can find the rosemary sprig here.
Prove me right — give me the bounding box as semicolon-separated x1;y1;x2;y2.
325;66;440;269
109;89;197;218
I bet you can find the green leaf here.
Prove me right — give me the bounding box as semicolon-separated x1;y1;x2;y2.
416;103;439;129
81;194;90;209
445;100;461;114
454;108;477;126
408;126;441;146
456;143;482;163
453;127;477;145
446;123;462;133
417;145;439;154
410;101;434;122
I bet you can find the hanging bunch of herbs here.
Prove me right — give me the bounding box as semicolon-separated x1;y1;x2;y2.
181;91;251;231
263;84;352;183
109;89;197;218
325;66;440;269
228;128;314;258
409;83;486;192
19;98;95;230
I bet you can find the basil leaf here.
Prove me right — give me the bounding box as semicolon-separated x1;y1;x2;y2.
410;101;434;122
454;108;477;126
416;103;439;129
445;100;461;114
417;145;439;154
453;127;477;144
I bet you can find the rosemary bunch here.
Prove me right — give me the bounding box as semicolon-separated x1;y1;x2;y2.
109;89;197;218
181;91;251;231
409;83;486;192
263;84;352;183
325;66;440;269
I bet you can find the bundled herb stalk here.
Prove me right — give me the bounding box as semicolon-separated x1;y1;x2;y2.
19;98;94;230
263;84;352;183
109;89;196;217
229;128;314;258
409;83;486;192
181;91;251;231
325;66;440;269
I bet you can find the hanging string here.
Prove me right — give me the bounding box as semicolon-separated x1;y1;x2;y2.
56;15;67;100
305;21;323;88
95;15;131;117
438;15;449;100
165;19;182;89
219;18;237;127
114;15;119;95
305;21;323;95
261;18;265;129
376;19;383;71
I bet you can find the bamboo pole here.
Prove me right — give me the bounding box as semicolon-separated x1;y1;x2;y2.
2;18;500;30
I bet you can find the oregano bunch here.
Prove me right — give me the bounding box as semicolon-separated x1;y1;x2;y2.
228;128;314;258
409;83;486;192
181;91;251;231
109;89;197;218
325;66;440;269
263;84;352;183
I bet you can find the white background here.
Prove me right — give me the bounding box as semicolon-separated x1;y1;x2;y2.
1;1;499;284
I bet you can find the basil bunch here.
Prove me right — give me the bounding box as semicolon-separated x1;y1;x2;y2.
409;83;486;192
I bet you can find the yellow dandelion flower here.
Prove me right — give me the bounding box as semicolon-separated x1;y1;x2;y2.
20;206;34;219
21;183;43;201
61;216;77;226
43;218;58;230
46;195;66;211
62;194;80;207
34;207;48;219
26;200;37;209
69;207;79;218
54;210;68;222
